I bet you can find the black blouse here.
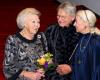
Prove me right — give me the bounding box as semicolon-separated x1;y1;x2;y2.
44;23;81;80
45;23;81;64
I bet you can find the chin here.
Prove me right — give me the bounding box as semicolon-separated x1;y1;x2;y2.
30;31;36;34
59;23;69;27
31;30;38;34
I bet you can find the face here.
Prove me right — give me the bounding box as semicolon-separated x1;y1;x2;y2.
24;14;40;34
74;15;86;33
57;9;74;27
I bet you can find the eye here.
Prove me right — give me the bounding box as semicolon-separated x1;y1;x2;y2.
57;15;66;19
32;21;35;23
32;20;40;24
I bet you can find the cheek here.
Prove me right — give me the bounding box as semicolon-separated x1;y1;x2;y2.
65;17;73;24
75;23;81;31
76;21;82;28
38;24;40;28
57;18;63;23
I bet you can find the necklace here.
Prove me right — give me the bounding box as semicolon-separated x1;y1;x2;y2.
69;34;92;61
69;43;79;61
80;34;92;52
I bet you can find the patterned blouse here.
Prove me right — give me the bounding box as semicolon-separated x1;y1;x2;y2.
3;32;48;80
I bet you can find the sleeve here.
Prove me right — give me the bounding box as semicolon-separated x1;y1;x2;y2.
3;35;22;79
44;25;55;54
89;36;100;80
94;36;100;80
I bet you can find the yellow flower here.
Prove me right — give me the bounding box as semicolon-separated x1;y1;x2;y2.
37;57;46;65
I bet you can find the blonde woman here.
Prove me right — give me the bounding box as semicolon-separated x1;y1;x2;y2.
57;10;100;80
3;8;48;80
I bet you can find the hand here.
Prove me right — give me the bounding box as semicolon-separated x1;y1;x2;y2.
36;68;45;78
34;70;45;80
36;68;44;74
20;70;44;80
56;64;72;75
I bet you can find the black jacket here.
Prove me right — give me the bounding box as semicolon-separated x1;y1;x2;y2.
44;23;81;80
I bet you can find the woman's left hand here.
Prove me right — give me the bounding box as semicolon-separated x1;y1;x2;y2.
56;64;72;75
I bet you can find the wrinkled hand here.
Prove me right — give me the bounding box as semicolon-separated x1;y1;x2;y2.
36;68;45;79
56;64;72;75
34;70;45;80
36;68;44;74
20;69;45;80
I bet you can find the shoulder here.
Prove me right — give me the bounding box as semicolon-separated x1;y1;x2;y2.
45;23;59;31
91;34;100;46
5;34;18;49
37;32;46;41
6;34;17;42
5;33;20;45
69;24;76;32
44;23;59;36
37;32;45;37
92;34;100;41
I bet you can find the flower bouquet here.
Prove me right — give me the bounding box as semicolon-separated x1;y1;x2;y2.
37;52;55;72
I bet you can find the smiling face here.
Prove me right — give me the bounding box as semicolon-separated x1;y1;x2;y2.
57;9;75;27
24;14;40;35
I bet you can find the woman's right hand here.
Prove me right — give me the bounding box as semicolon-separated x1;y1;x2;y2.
20;70;45;80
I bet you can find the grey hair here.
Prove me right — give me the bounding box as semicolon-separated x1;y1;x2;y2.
57;1;76;16
16;8;41;29
77;10;96;27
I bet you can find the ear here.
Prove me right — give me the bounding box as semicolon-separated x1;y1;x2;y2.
24;20;28;28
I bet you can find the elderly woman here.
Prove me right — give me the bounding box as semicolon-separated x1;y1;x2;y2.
3;8;48;80
57;10;100;80
45;1;81;80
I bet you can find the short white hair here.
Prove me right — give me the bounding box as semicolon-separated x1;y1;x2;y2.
77;10;96;27
16;8;41;29
57;1;76;16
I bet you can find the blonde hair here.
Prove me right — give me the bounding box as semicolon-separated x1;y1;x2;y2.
16;8;41;29
77;10;96;27
57;1;76;16
77;10;100;35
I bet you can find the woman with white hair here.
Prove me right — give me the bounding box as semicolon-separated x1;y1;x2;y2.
58;10;100;80
3;8;48;80
45;1;81;80
71;9;100;80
